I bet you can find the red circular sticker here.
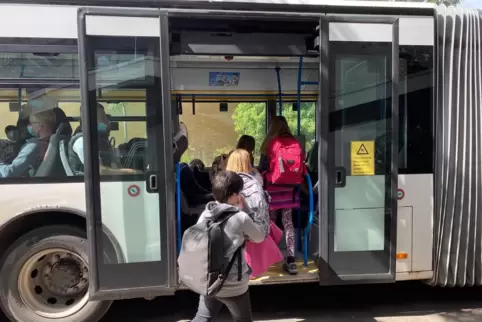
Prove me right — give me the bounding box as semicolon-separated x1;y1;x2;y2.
397;188;405;200
127;184;141;197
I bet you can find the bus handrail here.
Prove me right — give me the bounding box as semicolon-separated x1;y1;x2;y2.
303;173;314;267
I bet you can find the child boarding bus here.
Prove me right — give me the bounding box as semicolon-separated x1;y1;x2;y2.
0;0;475;321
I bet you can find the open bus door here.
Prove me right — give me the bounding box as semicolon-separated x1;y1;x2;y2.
317;16;399;284
78;8;177;299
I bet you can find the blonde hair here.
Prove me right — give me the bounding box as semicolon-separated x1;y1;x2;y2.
260;115;293;153
226;149;252;174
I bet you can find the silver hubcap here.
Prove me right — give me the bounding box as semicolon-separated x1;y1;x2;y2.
18;248;89;319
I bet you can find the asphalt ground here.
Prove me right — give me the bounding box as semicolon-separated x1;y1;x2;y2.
99;281;482;322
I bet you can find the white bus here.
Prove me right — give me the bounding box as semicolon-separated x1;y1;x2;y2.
0;1;474;321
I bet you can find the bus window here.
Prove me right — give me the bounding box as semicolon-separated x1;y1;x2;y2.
278;101;316;153
0;52;78;80
104;102;147;144
398;45;433;175
0;90;24;165
0;88;74;179
179;101;267;165
0;91;21;140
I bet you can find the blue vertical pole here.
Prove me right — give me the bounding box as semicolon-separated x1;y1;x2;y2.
303;174;314;266
275;66;283;115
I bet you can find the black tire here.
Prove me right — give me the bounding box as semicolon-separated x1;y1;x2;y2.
0;225;112;322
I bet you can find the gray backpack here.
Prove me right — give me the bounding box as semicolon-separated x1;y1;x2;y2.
178;211;243;297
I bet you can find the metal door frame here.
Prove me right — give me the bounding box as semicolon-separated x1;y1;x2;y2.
78;7;176;300
317;15;399;284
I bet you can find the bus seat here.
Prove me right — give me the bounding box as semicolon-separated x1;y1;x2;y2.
59;138;74;176
0;139;17;164
35;122;71;177
191;166;212;191
119;138;147;170
180;163;214;205
180;190;205;216
52;107;72;137
179;189;204;234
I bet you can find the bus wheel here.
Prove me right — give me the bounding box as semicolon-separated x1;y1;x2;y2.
0;225;112;322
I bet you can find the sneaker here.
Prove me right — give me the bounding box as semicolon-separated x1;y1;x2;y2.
283;261;298;275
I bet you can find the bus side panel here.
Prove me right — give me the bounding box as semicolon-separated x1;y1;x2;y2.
397;174;433;274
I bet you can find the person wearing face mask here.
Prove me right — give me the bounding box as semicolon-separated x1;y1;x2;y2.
69;103;117;175
0;108;55;177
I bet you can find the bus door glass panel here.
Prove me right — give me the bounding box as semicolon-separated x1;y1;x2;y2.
320;17;399;283
78;9;176;298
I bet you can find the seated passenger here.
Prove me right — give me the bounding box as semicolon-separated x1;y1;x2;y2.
0;108;55;177
189;158;205;171
5;125;16;141
69;104;139;175
226;149;283;278
188;158;211;191
236;135;263;185
70;103;115;172
0;125;18;164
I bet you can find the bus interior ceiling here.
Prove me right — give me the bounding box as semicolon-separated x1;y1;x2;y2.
170;16;320;283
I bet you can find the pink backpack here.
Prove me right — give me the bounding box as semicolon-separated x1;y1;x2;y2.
266;136;305;185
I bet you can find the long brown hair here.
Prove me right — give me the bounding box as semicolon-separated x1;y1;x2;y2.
236;135;255;164
260;115;293;154
226;149;252;174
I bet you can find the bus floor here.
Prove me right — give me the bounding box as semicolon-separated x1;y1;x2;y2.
249;252;319;285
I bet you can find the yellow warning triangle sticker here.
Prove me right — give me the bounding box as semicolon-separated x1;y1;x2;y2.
356;144;369;155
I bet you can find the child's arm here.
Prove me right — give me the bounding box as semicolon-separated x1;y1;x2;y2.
239;195;252;215
241;212;266;243
240;191;269;237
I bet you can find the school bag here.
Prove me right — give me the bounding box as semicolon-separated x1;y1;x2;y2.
266;135;305;185
178;211;243;297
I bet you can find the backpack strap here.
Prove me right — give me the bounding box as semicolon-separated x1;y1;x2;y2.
224;243;245;282
237;244;243;281
208;212;245;284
